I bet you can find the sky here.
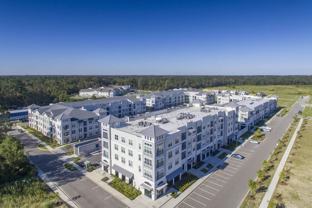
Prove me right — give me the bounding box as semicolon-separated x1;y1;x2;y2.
0;0;312;75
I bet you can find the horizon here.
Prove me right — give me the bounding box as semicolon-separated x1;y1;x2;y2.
1;0;312;75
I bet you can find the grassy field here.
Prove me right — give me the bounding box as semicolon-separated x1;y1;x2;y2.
241;117;300;208
205;85;312;113
0;178;67;208
268;118;312;207
302;106;312;117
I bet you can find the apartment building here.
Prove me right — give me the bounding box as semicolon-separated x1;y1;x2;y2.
28;97;146;144
100;105;239;200
216;90;259;105
79;85;133;98
145;90;186;110
184;90;215;105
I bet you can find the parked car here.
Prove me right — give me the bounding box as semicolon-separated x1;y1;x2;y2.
259;126;272;132
231;153;245;160
249;139;260;144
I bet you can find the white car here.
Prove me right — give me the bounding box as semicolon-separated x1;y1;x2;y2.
249;139;260;144
259;126;272;132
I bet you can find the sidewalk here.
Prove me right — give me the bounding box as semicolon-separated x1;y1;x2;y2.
259;117;303;208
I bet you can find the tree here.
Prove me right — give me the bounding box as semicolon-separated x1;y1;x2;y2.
0;136;33;184
248;179;257;195
257;170;265;181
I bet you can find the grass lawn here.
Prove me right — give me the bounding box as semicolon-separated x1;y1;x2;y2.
109;177;141;200
269;118;312;208
24;126;60;148
241;117;300;208
0;178;67;208
205;85;312;115
302;106;312;117
218;152;228;159
174;173;198;193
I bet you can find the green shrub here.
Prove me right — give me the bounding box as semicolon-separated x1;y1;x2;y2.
64;163;76;171
109;177;141;200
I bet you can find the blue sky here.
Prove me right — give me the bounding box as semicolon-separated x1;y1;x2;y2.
0;0;312;75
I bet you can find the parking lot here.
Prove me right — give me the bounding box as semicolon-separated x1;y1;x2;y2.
178;141;260;208
175;97;305;208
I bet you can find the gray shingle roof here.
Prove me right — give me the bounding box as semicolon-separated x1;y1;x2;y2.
140;125;169;138
98;115;122;125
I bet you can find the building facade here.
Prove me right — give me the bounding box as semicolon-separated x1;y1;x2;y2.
28;97;146;144
100;105;239;200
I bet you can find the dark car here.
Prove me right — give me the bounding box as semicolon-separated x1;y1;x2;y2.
231;153;245;160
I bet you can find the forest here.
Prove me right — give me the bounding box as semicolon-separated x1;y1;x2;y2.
1;75;312;110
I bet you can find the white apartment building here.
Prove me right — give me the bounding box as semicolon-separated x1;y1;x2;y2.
184;90;215;105
145;90;186;110
79;85;133;98
100;105;239;200
28;97;146;144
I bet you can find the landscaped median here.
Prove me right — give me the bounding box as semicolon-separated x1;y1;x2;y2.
170;173;198;198
268;114;312;207
109;177;141;200
240;117;300;208
22;125;60;148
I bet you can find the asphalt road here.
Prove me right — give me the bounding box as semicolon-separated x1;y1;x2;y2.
16;132;127;208
176;97;306;208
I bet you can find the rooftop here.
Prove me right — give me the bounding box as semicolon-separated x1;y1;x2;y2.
116;106;222;135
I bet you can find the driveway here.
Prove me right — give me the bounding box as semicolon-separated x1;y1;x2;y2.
16;132;127;208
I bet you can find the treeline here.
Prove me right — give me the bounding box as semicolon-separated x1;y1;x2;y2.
1;75;312;110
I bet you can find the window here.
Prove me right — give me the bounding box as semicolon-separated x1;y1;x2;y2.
121;157;125;164
121;137;125;143
129;139;133;146
138;154;141;161
175;138;179;144
114;144;118;151
103;150;109;158
114;154;119;160
181;151;186;159
138;166;141;172
168;151;172;159
175;159;179;165
121;147;125;153
168;142;172;148
103;141;108;148
128;160;133;167
182;142;186;150
181;132;186;141
175;148;179;155
115;135;118;140
143;171;152;180
144;158;152;167
128;150;133;156
168;163;172;170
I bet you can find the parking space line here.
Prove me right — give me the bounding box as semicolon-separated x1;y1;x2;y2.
180;201;196;208
198;187;216;196
188;195;208;206
205;180;224;187
228;159;244;165
238;151;251;155
224;168;237;174
192;192;211;201
226;165;238;170
214;173;230;180
210;176;227;183
219;170;233;176
91;186;99;190
201;184;220;191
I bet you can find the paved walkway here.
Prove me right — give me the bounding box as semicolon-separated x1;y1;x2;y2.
259;117;304;208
